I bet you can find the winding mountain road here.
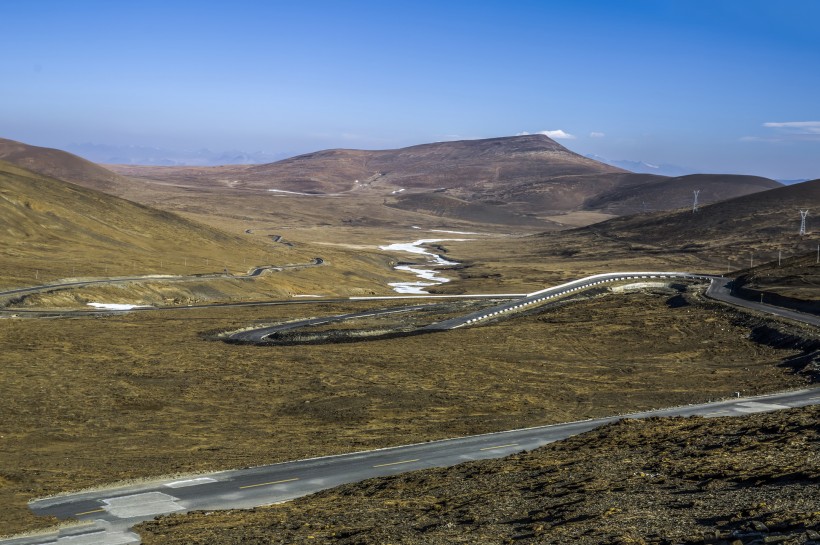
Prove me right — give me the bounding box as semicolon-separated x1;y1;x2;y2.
1;271;817;545
227;272;819;342
0;258;325;304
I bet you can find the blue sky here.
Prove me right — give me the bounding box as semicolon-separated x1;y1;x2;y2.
2;0;819;178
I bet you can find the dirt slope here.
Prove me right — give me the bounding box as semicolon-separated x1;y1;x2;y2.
583;173;782;215
0;160;283;287
137;405;820;545
581;178;819;256
479;178;820;277
0;137;131;194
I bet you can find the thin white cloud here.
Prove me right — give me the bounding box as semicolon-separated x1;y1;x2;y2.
763;121;820;129
516;131;530;136
589;131;605;138
743;121;820;143
537;129;576;140
762;121;820;135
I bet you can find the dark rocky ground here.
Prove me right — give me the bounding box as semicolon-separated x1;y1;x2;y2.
138;405;820;545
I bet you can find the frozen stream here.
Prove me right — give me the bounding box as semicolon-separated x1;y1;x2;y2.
379;238;468;294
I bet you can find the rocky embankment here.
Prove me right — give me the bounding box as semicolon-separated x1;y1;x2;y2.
138;405;820;545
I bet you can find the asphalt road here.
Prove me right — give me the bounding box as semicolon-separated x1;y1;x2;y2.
427;271;714;330
7;388;819;545
3;271;818;544
706;276;820;326
226;303;433;343
0;258;325;301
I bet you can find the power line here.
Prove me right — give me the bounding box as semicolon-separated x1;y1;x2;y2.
692;190;700;213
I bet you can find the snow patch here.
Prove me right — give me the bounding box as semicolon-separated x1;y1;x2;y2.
268;189;320;196
430;229;481;235
87;303;152;310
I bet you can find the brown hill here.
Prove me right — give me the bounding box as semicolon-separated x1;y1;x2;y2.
108;135;781;226
110;134;624;198
519;178;820;275
0;160;276;288
582;173;782;215
431;179;818;294
0;137;131;194
213;134;625;194
388;191;552;227
582;178;819;248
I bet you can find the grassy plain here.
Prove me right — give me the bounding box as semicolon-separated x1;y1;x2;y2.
0;290;810;535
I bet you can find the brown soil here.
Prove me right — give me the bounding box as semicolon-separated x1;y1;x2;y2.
0;290;811;535
741;253;820;302
138;405;820;545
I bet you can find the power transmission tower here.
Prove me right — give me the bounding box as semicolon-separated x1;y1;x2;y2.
799;210;809;236
692;190;700;213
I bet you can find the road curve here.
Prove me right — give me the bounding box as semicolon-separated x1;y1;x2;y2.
3;272;817;544
224;271;819;344
706;277;820;326
0;259;325;304
428;271;715;330
226;304;432;343
7;388;819;545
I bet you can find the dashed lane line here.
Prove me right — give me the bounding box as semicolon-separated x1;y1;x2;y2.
479;443;519;451
239;477;300;490
373;459;420;468
75;508;106;516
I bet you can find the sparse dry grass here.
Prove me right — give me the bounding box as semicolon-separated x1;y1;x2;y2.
0;291;808;535
138;405;820;545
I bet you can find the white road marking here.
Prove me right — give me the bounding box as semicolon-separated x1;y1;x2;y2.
164;477;217;488
102;492;184;518
733;401;790;413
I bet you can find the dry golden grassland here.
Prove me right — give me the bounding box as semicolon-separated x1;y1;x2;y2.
9;251;398;310
0;291;808;535
0;162;413;298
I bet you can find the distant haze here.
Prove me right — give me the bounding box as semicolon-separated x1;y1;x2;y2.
1;1;819;179
585;155;698;177
63;143;292;166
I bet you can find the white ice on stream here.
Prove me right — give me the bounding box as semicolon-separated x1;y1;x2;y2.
379;238;468;294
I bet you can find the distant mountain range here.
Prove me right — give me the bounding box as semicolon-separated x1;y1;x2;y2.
585;154;698;177
0;135;786;228
55;142;812;186
587;155;812;186
63;142;291;166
